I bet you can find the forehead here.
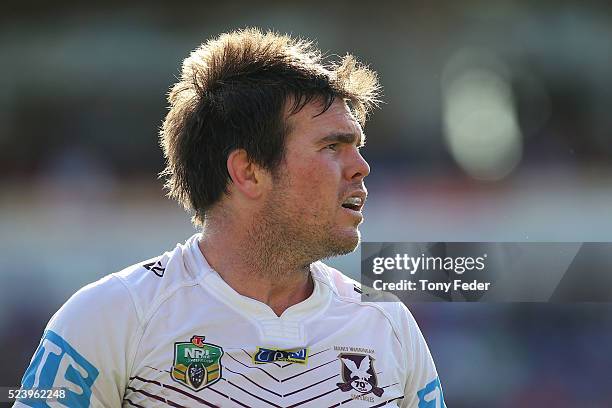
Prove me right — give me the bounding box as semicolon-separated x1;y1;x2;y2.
284;98;363;144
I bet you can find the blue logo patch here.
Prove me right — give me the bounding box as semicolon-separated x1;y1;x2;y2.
253;347;308;364
417;376;446;408
19;330;99;407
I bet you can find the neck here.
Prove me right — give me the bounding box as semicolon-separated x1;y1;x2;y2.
198;211;315;316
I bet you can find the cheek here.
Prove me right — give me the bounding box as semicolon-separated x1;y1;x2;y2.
296;161;337;192
288;162;340;212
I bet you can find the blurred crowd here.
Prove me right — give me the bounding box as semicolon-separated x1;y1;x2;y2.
2;1;612;406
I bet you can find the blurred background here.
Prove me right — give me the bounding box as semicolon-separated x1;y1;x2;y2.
2;1;612;406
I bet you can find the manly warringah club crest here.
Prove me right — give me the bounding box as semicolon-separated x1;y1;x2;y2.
171;335;224;391
336;353;384;397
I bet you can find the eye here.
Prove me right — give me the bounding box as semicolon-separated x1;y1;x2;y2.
325;143;339;151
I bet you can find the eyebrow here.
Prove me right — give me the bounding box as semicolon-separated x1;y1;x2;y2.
319;132;366;147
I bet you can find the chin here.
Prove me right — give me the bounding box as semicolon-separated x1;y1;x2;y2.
324;228;361;257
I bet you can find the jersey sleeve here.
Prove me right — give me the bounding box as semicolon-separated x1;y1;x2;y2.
13;274;141;408
396;303;447;408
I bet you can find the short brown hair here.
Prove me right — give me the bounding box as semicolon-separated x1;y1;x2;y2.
160;28;380;226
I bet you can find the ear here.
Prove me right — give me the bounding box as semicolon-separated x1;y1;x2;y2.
226;149;270;199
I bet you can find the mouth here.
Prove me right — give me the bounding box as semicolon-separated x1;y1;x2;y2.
341;192;366;213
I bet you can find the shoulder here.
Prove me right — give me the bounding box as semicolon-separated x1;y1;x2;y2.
16;272;140;406
111;234;204;323
15;236;203;406
311;261;363;299
50;272;138;331
311;263;439;394
312;261;418;344
45;234;207;364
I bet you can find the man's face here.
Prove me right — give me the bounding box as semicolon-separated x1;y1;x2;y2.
262;98;370;262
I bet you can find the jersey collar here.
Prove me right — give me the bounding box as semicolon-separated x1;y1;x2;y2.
183;234;333;344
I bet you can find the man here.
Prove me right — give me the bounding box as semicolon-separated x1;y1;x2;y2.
15;29;446;407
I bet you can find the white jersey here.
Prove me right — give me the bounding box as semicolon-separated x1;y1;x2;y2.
15;234;446;408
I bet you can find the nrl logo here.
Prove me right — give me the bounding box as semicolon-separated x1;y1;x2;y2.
336;353;384;397
171;335;224;391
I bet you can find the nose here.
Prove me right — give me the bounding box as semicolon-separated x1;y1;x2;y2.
346;148;371;181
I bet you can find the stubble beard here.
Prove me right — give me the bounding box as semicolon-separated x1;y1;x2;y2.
246;183;361;281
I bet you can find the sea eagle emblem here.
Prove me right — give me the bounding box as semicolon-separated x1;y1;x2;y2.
336;353;384;397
